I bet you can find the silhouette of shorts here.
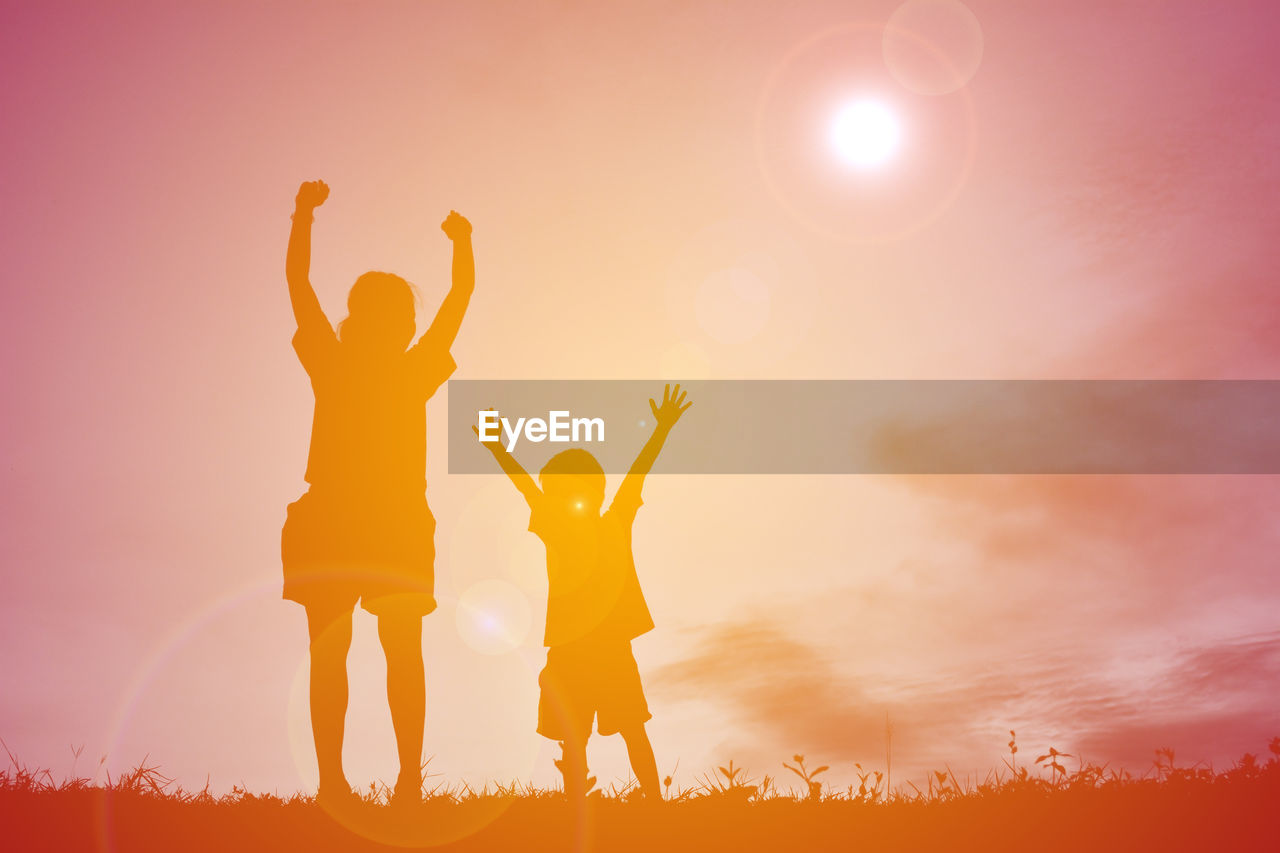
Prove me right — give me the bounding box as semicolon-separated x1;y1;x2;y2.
281;486;437;616
537;640;651;741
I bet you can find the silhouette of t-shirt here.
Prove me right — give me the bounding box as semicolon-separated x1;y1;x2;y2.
529;483;655;648
293;321;455;493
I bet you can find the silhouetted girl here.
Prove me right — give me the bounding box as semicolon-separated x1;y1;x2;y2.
280;179;473;807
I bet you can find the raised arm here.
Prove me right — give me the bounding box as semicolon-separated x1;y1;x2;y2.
473;420;541;507
422;211;475;351
616;384;692;506
286;180;332;331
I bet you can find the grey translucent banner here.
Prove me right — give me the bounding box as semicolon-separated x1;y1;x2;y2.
446;380;1280;474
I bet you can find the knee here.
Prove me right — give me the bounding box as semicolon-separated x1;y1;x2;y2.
378;617;423;665
307;611;352;656
620;726;650;750
310;632;349;664
559;739;587;766
384;644;424;673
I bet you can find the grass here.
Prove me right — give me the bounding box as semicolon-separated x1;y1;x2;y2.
3;737;1279;852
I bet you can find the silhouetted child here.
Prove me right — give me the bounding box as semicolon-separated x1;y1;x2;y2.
475;384;692;801
281;179;474;808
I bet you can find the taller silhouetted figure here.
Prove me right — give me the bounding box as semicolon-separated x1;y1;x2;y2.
280;179;473;808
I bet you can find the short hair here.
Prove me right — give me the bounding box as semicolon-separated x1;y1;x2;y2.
539;449;606;501
337;271;417;342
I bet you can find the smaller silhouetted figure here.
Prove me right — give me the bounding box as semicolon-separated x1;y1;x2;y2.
476;384;692;802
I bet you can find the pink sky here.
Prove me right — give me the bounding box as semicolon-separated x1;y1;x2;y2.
2;0;1279;797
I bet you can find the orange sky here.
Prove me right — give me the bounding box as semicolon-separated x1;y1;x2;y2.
3;0;1280;797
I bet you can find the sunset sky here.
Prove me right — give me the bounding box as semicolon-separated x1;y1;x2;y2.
3;0;1280;800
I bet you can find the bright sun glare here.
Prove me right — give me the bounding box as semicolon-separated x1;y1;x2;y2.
830;99;902;169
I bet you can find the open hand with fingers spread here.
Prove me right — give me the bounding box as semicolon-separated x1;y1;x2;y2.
649;383;692;431
295;179;330;212
441;210;472;242
471;408;504;454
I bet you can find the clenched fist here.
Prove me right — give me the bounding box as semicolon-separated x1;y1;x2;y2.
440;210;472;242
295;180;330;211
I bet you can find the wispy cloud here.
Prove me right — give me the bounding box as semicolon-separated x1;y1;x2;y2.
654;618;1280;781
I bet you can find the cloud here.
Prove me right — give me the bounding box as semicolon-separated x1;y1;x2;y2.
653;618;1280;781
1068;633;1280;767
653;620;888;762
882;473;1280;635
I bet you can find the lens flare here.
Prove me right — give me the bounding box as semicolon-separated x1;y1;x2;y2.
830;99;902;169
455;579;532;655
884;0;985;96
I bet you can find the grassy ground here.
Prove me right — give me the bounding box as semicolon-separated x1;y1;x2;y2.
4;743;1279;852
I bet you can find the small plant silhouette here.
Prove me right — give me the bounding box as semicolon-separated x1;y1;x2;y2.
782;754;828;801
925;767;963;800
1002;730;1029;784
1035;747;1073;786
1153;747;1176;781
699;759;757;801
851;762;884;803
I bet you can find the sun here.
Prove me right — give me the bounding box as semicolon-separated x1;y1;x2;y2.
830;99;902;169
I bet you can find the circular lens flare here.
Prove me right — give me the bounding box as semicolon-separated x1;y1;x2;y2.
830;99;901;169
755;22;978;243
885;0;985;96
456;579;532;655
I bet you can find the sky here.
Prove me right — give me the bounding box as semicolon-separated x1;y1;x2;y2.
3;0;1280;801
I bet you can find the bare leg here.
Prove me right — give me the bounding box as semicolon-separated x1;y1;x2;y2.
378;610;425;798
620;725;660;800
306;606;353;796
557;736;590;801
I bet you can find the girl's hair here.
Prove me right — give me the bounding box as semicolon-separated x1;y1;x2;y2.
539;449;607;506
336;271;420;344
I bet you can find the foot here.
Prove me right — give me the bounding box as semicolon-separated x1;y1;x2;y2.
317;781;358;810
554;755;596;800
562;775;597;801
391;772;422;808
624;786;663;804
